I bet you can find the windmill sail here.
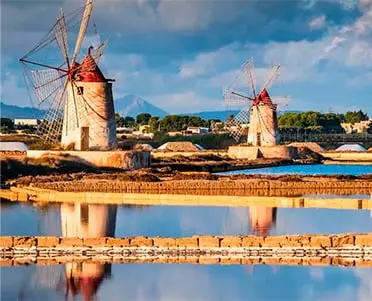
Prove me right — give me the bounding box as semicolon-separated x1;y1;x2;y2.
20;0;116;148
71;0;93;65
54;10;70;67
223;58;289;144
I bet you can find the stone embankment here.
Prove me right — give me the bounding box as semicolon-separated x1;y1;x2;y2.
26;177;372;194
1;234;372;267
320;151;372;163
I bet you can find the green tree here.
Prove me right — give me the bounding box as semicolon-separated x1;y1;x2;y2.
115;113;125;127
158;115;210;132
0;118;14;129
278;111;344;133
344;110;369;124
0;118;15;133
148;116;159;133
136;113;152;125
320;113;343;133
124;116;135;127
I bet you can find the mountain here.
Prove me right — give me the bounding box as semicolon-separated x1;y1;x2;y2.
114;95;168;118
0;102;45;119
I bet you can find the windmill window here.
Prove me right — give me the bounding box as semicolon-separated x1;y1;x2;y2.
80;204;89;225
77;86;84;95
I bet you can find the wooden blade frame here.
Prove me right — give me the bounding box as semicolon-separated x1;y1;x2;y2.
71;0;94;66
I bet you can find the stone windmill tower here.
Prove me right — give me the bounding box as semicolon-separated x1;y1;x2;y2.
223;58;289;146
20;0;117;150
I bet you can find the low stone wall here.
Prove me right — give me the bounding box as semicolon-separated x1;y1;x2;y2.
152;150;228;159
2;234;371;248
320;151;372;162
26;150;151;170
30;178;372;193
1;234;372;267
228;145;298;160
0;151;27;162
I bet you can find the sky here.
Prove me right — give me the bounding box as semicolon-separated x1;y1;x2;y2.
1;0;372;115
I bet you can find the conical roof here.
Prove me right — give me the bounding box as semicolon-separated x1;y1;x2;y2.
253;88;273;106
76;54;106;82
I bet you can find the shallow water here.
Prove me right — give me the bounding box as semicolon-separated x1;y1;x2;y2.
1;181;372;300
0;141;28;151
1;263;371;301
1;201;372;237
219;164;372;176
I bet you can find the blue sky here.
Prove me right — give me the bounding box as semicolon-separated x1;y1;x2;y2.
1;0;371;115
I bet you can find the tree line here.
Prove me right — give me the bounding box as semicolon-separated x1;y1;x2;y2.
1;109;370;136
115;113;217;133
277;110;370;133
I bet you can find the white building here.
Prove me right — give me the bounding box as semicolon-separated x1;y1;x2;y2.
14;118;40;126
186;126;209;134
341;120;372;134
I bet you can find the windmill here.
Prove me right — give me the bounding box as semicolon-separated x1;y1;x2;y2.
223;58;290;146
20;0;117;150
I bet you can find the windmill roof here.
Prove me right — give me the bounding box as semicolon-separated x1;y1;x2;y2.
253;88;273;106
76;54;106;82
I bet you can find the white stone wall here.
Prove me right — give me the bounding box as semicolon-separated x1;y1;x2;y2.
228;145;297;160
61;81;117;150
247;104;279;146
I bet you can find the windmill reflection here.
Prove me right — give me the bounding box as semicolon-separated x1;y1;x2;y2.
61;203;117;301
249;206;277;236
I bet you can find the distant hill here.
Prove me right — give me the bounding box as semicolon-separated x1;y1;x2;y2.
184;109;303;121
184;110;240;121
0;102;45;119
114;95;168;118
1;98;301;122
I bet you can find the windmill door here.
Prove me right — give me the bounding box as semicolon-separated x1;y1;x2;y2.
257;132;261;146
80;127;89;150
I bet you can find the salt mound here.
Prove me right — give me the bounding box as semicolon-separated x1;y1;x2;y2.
289;142;324;153
336;144;367;152
0;142;28;151
157;142;202;152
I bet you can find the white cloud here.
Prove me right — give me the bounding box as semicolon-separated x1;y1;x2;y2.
92;0;255;33
147;91;221;114
309;15;326;30
178;43;241;79
346;41;372;67
262;39;330;83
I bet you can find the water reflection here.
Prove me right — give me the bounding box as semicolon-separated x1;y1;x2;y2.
2;201;372;300
61;203;117;301
249;206;277;236
2;264;372;301
2;200;372;238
